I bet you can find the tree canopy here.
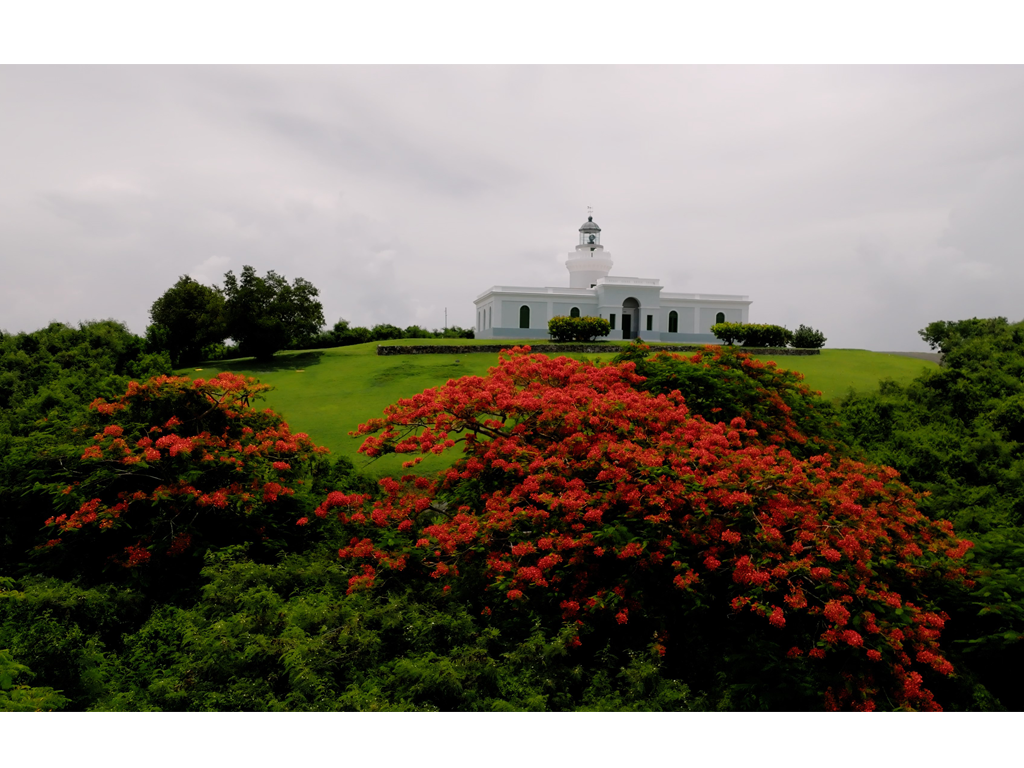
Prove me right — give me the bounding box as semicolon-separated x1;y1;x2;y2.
222;266;325;362
147;276;226;367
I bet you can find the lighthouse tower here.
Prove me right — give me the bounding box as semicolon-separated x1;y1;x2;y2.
565;215;613;289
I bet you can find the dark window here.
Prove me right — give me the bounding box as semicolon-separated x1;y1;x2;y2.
519;305;530;329
716;312;726;324
609;313;616;330
646;315;653;331
570;307;580;318
668;311;678;333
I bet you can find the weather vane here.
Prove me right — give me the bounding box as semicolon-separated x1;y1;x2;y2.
587;206;593;217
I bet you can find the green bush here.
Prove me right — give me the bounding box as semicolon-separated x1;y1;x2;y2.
710;322;793;348
792;324;826;349
710;322;745;346
548;315;611;343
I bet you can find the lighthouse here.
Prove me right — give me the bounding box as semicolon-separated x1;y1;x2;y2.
472;212;751;341
565;216;614;289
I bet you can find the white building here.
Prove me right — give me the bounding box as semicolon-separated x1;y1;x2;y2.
473;216;751;342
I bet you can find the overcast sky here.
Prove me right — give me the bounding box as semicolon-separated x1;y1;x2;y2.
3;64;1024;351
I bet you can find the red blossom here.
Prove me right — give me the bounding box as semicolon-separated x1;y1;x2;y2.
320;346;974;712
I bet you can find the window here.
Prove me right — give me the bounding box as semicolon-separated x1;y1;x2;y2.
646;315;653;331
609;313;616;330
519;305;530;329
668;311;678;333
716;312;726;324
570;307;580;318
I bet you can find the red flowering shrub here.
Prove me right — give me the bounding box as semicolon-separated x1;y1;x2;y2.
38;372;328;580
312;347;974;710
614;341;839;458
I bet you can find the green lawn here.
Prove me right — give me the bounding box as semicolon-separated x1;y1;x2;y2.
766;349;936;400
185;342;936;475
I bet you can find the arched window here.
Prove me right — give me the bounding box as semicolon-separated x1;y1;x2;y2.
570;307;580;318
716;312;726;324
668;310;678;334
519;305;530;329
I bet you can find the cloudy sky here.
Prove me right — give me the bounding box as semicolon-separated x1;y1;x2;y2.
3;63;1023;351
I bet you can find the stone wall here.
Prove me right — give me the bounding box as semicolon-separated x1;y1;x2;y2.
376;344;821;356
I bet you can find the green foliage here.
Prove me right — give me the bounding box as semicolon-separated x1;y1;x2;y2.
147;275;227;367
323;319;372;347
222;266;326;362
0;648;69;712
837;316;1024;709
0;321;171;572
614;341;839;458
711;322;794;348
6;311;1020;711
0;576;142;709
81;546;702;711
332;346;974;710
548;315;612;342
792;324;827;349
288;319;476;352
30;372;329;590
709;321;744;345
368;323;404;341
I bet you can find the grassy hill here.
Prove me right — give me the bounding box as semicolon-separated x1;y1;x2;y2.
186;340;937;476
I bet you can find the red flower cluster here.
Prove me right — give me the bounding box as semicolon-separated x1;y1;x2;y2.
311;347;974;711
44;372;327;569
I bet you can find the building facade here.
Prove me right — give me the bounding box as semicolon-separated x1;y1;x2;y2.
473;216;751;342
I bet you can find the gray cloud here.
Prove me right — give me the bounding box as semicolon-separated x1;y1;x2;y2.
3;65;1024;350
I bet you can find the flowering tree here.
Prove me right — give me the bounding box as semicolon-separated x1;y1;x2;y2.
37;372;328;582
309;347;974;710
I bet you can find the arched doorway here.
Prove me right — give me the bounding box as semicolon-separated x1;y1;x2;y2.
622;297;640;340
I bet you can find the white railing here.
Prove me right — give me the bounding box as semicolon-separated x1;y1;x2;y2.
476;285;595;300
595;276;661;286
661;292;750;301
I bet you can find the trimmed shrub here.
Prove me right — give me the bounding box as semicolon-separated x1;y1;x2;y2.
710;322;745;346
792;324;826;349
711;322;793;348
548;315;611;343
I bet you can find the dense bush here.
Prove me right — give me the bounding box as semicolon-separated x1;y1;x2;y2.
0;645;69;712
80;545;699;712
286;319;475;353
792;324;827;349
30;372;329;588
548;315;611;342
837;316;1024;708
709;321;745;345
310;346;974;710
711;322;794;348
613;342;838;458
0;321;171;571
